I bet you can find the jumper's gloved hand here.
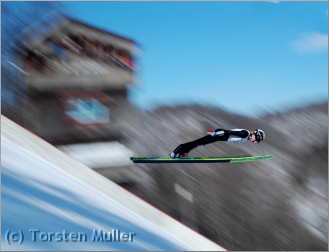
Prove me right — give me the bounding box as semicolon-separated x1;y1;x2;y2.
207;129;225;137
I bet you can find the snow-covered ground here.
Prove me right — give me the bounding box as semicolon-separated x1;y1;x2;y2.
1;116;225;251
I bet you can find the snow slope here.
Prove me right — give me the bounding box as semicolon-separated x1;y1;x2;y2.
1;116;225;251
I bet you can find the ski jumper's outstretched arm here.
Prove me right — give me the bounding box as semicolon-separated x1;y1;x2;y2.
208;129;250;141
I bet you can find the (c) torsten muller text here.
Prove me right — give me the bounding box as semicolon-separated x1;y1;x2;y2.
28;229;136;242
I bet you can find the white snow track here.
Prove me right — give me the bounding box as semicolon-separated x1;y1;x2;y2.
1;116;225;251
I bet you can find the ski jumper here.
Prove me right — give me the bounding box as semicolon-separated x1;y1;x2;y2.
172;129;251;155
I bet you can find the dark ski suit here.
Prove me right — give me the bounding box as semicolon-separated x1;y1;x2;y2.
172;129;251;155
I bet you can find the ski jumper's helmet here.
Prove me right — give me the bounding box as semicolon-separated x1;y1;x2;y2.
254;129;265;143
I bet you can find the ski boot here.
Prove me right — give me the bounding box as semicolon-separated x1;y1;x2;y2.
169;144;190;158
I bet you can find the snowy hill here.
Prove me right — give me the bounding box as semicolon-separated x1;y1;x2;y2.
1;116;224;251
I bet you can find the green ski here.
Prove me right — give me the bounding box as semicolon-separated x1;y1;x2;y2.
130;155;272;163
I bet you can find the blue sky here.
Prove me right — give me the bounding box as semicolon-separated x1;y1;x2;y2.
54;2;328;115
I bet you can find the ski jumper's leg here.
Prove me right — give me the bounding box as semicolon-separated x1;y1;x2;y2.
174;129;229;154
